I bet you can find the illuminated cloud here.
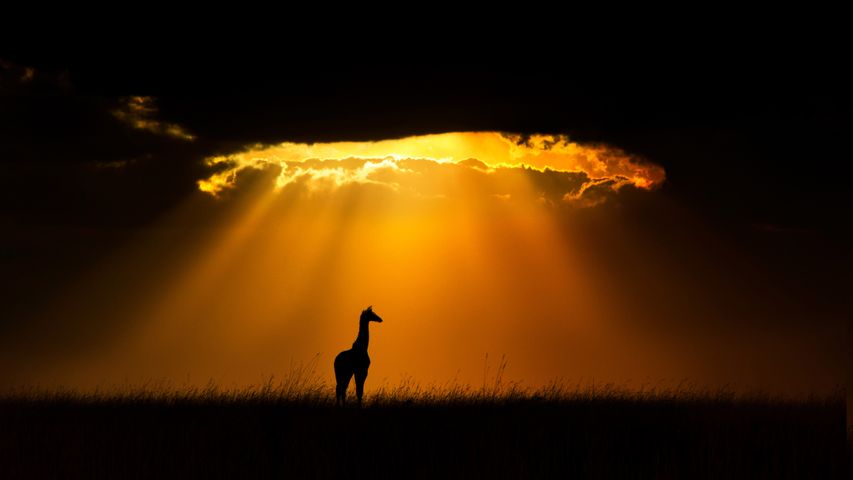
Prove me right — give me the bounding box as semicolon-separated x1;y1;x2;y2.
112;96;195;141
197;132;664;205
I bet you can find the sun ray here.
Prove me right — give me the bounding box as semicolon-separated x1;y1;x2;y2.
25;131;679;390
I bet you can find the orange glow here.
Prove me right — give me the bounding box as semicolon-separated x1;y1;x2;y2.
104;170;645;389
43;134;672;391
17;132;840;398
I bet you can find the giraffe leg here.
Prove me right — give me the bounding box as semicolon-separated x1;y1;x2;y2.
335;372;352;406
354;368;368;407
334;356;352;407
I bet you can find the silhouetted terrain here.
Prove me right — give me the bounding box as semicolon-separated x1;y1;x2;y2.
0;387;844;479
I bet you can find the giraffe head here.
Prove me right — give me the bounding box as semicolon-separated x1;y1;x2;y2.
361;305;383;323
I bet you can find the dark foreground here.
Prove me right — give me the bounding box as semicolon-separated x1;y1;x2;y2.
0;395;845;479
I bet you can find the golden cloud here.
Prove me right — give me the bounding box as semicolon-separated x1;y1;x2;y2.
112;96;195;141
198;132;664;205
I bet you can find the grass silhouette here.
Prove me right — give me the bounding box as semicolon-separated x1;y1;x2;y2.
0;357;845;478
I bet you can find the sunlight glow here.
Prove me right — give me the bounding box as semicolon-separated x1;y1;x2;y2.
29;131;699;393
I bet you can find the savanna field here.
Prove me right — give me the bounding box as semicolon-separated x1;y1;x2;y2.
1;361;845;479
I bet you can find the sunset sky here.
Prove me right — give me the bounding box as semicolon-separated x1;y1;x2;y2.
0;55;846;397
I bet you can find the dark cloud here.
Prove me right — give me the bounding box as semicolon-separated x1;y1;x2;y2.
0;67;218;227
0;59;71;94
111;96;195;140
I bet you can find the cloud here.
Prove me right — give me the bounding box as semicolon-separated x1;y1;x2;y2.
112;96;195;141
0;77;214;229
197;132;665;206
0;59;72;93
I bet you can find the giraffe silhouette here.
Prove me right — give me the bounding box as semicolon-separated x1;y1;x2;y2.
334;306;383;407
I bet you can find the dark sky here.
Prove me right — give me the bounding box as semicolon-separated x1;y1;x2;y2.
0;51;848;391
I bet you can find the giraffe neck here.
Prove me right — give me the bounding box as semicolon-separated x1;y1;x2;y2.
352;319;369;351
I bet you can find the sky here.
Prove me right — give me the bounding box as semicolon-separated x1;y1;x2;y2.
0;53;847;397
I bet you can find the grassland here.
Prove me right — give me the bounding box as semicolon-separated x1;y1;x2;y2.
0;363;845;479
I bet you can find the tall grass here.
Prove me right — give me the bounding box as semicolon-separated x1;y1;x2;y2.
1;354;843;409
1;357;844;478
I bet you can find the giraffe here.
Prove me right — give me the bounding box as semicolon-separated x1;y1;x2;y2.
334;306;383;407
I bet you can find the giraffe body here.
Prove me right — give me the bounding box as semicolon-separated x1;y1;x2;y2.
334;307;382;406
